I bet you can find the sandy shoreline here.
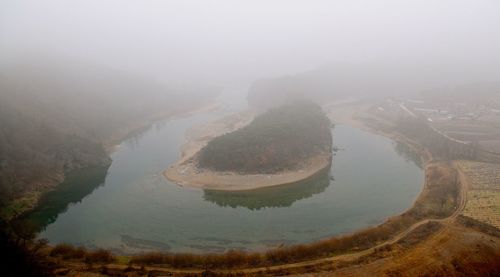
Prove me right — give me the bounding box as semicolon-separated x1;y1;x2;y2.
163;110;333;191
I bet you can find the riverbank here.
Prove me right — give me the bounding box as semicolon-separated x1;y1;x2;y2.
163;110;333;191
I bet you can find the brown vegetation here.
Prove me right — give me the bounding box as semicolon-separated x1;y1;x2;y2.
328;223;500;277
456;215;500;238
50;243;115;264
408;162;459;219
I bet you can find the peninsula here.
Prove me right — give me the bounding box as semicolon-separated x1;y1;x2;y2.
164;100;333;190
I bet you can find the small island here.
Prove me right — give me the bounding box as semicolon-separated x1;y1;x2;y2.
164;100;333;190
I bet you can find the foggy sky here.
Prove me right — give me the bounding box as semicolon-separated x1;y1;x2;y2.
1;0;499;88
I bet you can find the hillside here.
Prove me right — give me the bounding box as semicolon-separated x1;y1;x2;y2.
0;103;110;212
197;100;332;174
0;60;216;218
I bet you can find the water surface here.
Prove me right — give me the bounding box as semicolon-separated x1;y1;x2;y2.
29;109;423;254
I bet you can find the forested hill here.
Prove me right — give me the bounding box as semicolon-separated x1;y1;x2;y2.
198;100;332;174
0;61;217;216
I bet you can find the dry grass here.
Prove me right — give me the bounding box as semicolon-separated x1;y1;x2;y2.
130;250;262;269
50;244;115;264
456;215;500;238
329;224;500;277
408;163;459;219
50;244;86;260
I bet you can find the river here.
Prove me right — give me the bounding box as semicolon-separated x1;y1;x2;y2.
26;92;424;254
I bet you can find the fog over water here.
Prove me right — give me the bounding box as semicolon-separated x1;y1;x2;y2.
1;0;500;89
2;0;500;259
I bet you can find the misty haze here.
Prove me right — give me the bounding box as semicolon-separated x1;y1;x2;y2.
1;1;499;276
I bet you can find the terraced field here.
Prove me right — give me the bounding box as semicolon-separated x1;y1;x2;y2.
458;161;500;228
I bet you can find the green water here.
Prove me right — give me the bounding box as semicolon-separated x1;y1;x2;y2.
20;166;110;232
26;111;423;254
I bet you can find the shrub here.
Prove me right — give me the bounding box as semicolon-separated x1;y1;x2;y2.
51;245;87;260
85;249;115;264
130;251;165;264
50;243;78;259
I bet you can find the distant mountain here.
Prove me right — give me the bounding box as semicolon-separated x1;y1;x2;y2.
0;60;215;142
247;63;500;111
0;60;216;216
419;82;500;106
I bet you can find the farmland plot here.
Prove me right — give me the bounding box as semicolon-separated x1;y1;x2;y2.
458;161;500;190
458;161;500;228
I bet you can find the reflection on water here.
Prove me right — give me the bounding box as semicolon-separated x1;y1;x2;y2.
393;141;423;169
20;166;109;232
124;125;154;150
203;167;332;210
